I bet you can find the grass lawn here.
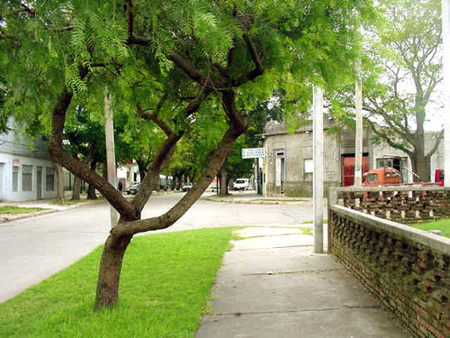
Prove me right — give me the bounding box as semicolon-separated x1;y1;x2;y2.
50;196;105;206
413;219;450;238
0;228;234;337
0;206;45;215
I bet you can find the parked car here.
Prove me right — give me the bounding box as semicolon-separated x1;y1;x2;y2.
233;178;249;190
181;182;193;192
126;182;141;195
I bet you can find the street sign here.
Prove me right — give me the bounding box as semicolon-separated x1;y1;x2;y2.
242;148;267;159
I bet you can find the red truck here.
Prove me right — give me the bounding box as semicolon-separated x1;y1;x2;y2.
363;168;444;187
363;168;402;187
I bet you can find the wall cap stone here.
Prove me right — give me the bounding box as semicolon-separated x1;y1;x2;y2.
329;186;450;193
330;205;450;255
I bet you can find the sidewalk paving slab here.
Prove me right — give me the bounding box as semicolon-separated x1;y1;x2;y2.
196;227;408;338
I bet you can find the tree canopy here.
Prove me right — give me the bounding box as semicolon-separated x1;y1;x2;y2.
0;0;373;310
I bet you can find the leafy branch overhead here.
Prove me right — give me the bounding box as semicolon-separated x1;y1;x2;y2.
0;0;373;310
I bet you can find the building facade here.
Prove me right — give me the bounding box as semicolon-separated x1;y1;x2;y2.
262;120;443;197
0;130;57;201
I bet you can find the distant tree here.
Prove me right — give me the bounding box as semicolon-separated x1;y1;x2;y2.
64;106;105;200
333;0;442;181
1;0;373;310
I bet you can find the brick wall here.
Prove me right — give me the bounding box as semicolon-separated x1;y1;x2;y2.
331;186;450;224
329;204;450;338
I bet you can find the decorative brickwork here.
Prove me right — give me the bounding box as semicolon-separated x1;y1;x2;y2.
329;204;450;338
332;187;450;224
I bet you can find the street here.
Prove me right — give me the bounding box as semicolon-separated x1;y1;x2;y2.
0;192;313;303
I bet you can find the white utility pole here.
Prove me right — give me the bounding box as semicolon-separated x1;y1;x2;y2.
313;85;324;253
354;58;363;187
443;0;450;187
104;91;119;227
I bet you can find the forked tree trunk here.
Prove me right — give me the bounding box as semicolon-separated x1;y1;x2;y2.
94;233;133;310
72;176;81;200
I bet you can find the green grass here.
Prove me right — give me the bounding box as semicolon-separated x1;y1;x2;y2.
0;228;234;337
302;220;328;224
50;196;105;206
413;219;450;238
0;206;45;215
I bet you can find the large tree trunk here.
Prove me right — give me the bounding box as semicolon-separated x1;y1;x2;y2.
94;233;133;311
53;163;65;202
87;160;98;199
411;153;431;182
219;166;228;197
71;176;81;200
87;184;97;200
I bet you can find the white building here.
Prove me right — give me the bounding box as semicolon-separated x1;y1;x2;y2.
0;130;57;201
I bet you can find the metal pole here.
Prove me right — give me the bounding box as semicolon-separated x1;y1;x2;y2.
354;58;363;187
104;91;119;227
313;85;324;253
443;0;450;187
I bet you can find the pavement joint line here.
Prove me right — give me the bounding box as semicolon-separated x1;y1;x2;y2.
206;305;381;318
232;244;314;251
242;268;346;276
234;233;309;240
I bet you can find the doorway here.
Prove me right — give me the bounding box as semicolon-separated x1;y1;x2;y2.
36;166;42;200
341;154;369;187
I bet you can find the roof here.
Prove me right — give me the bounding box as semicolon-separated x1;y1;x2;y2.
263;117;336;136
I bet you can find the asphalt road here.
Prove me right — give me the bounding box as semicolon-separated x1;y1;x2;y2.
0;192;314;303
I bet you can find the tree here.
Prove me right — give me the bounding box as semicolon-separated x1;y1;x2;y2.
333;0;443;181
1;0;372;310
64;106;105;199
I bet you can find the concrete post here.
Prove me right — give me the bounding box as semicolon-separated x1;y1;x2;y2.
354;58;363;188
443;0;450;187
327;188;338;253
313;86;324;253
104;91;119;227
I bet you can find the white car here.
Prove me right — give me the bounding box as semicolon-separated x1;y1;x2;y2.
233;178;249;191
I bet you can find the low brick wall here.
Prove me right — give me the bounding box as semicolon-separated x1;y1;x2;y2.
329;204;450;338
330;186;450;224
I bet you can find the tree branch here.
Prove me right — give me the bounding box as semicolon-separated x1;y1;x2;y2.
132;132;183;211
137;101;174;137
20;2;35;17
49;84;139;221
168;53;215;89
426;129;444;159
125;0;134;39
365;119;413;158
243;33;263;80
112;111;247;237
214;63;229;78
132;88;213;211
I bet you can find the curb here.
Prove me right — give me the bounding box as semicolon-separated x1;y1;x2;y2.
202;196;311;205
0;199;104;224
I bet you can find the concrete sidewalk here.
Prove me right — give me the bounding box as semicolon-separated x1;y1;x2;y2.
196;227;408;338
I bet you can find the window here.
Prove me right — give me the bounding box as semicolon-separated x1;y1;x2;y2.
22;165;32;191
367;173;378;182
377;159;393;168
46;167;55;191
304;159;314;173
12;166;19;192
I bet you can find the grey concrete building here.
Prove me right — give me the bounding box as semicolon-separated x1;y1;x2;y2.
262;120;443;197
